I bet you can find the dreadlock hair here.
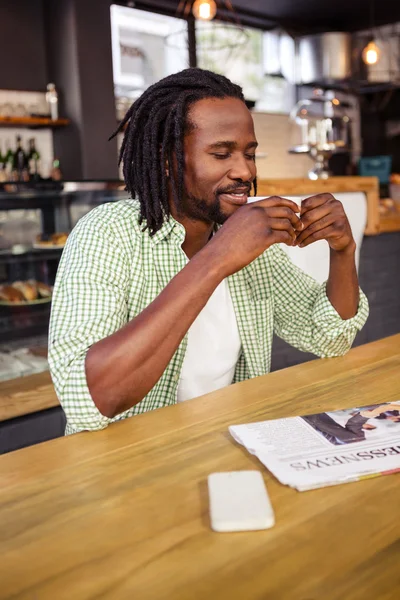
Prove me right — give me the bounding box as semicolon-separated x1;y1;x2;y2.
110;68;257;236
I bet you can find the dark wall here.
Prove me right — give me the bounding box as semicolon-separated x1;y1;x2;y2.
44;0;118;180
44;0;84;179
73;0;119;179
360;90;400;173
0;0;48;91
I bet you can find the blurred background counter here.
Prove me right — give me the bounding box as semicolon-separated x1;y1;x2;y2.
0;180;126;453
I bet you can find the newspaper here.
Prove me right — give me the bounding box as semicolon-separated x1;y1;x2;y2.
229;402;400;491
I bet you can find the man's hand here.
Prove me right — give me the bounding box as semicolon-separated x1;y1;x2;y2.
205;196;302;277
295;193;355;252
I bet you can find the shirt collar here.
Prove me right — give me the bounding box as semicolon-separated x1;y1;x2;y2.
150;215;186;247
149;215;221;248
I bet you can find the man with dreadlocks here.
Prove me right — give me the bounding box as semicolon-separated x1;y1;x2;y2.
49;68;368;434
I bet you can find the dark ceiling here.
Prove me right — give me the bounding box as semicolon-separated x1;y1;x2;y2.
131;0;400;33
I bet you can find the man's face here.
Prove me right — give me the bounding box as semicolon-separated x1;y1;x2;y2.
180;97;258;224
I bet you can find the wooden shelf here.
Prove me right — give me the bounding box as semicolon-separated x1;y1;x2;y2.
0;116;69;128
380;214;400;233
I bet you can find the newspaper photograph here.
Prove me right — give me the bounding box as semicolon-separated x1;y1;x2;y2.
229;402;400;491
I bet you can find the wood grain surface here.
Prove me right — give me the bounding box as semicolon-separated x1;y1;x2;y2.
0;334;399;600
0;371;59;422
379;201;400;234
257;176;380;236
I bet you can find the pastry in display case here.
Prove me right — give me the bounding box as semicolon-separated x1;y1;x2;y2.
0;279;52;305
34;232;68;249
0;180;126;350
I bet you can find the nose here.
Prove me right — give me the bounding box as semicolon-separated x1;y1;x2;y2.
228;154;255;183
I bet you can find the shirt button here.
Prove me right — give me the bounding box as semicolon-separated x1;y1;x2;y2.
173;373;179;382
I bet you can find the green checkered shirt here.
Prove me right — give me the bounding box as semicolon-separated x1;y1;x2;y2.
48;199;369;435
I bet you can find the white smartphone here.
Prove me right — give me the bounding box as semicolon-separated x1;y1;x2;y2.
208;471;275;533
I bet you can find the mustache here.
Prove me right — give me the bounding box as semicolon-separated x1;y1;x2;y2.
216;182;252;196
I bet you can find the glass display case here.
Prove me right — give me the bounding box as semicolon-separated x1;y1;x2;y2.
0;181;126;350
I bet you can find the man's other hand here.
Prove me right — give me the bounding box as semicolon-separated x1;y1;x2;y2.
295;193;355;253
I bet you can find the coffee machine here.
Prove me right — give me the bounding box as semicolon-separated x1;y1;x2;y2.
289;89;351;180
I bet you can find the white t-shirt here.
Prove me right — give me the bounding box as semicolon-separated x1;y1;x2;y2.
177;279;242;403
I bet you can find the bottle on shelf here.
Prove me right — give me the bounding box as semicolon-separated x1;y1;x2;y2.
12;135;29;182
50;158;62;181
46;83;59;121
4;139;14;177
27;138;41;180
0;142;7;182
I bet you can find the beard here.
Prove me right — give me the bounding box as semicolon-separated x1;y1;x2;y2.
172;179;254;225
178;191;229;225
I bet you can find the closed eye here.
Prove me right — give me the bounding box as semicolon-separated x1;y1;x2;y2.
211;153;256;160
211;153;231;159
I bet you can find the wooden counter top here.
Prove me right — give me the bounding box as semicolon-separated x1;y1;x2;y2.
0;370;59;422
258;176;399;236
0;334;399;599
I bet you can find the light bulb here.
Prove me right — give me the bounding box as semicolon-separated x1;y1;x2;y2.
192;0;217;21
362;40;380;65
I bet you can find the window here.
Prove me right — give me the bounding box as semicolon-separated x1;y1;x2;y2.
196;21;264;102
110;5;189;101
196;21;295;113
110;5;294;115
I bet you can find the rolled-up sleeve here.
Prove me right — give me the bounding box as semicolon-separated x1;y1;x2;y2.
48;213;131;434
270;245;369;358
